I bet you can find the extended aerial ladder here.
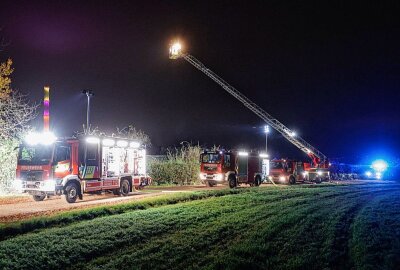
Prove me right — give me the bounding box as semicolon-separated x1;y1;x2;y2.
169;42;328;167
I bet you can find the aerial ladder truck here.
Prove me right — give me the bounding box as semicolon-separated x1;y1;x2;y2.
169;42;330;183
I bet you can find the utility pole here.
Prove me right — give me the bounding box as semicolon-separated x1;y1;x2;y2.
264;125;270;154
82;90;94;134
264;125;270;177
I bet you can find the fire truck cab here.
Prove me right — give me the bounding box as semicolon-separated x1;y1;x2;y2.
15;134;150;203
268;159;307;184
199;150;264;188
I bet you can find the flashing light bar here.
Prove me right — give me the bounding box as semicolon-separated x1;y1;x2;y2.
372;160;388;172
259;153;269;158
238;151;248;156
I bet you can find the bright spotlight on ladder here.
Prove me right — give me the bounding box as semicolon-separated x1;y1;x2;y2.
169;42;182;59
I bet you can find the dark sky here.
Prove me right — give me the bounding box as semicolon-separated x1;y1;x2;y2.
1;0;399;162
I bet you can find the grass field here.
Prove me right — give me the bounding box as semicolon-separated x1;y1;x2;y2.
0;182;399;270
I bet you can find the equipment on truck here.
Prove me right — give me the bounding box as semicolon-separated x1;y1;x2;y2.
169;42;330;181
15;134;150;203
200;150;264;188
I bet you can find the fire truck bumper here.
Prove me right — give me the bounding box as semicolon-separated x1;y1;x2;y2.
268;175;288;184
15;179;63;195
199;173;227;184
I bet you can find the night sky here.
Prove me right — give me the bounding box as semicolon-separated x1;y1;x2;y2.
1;1;399;162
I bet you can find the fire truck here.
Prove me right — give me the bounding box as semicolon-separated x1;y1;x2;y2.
170;42;331;182
199;150;264;188
268;159;329;184
15;133;150;203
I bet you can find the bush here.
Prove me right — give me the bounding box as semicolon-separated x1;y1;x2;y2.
0;139;19;194
149;144;202;185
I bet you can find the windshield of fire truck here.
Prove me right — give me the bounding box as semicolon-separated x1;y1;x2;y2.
18;145;54;165
201;153;222;164
270;161;284;169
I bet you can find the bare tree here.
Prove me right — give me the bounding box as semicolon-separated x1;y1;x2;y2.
117;125;151;147
0;58;37;194
0;91;37;141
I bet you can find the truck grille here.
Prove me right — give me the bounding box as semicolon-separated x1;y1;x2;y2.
26;182;41;189
20;171;44;182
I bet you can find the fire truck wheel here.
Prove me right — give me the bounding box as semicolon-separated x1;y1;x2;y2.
289;176;296;185
205;181;214;187
65;183;78;203
120;179;130;196
228;176;237;188
255;176;262;187
32;193;46;201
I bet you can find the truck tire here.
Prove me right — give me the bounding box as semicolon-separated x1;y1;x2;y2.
33;193;46;201
120;179;130;196
228;175;237;189
205;181;214;187
254;176;261;187
289;176;296;185
65;182;79;203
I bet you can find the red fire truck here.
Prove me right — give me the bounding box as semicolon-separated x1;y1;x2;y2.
15;133;150;203
199;150;265;188
269;159;330;184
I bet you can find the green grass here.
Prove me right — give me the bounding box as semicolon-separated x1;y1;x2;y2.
0;182;399;270
0;188;248;241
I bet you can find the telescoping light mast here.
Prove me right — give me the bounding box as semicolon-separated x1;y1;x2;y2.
169;41;328;167
43;86;50;132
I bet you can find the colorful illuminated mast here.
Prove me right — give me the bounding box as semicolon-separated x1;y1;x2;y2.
43;86;50;132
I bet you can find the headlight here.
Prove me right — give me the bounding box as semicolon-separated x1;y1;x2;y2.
13;179;24;191
268;176;273;180
303;171;308;176
214;174;224;181
56;179;63;185
279;176;286;181
199;173;206;180
317;171;323;176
